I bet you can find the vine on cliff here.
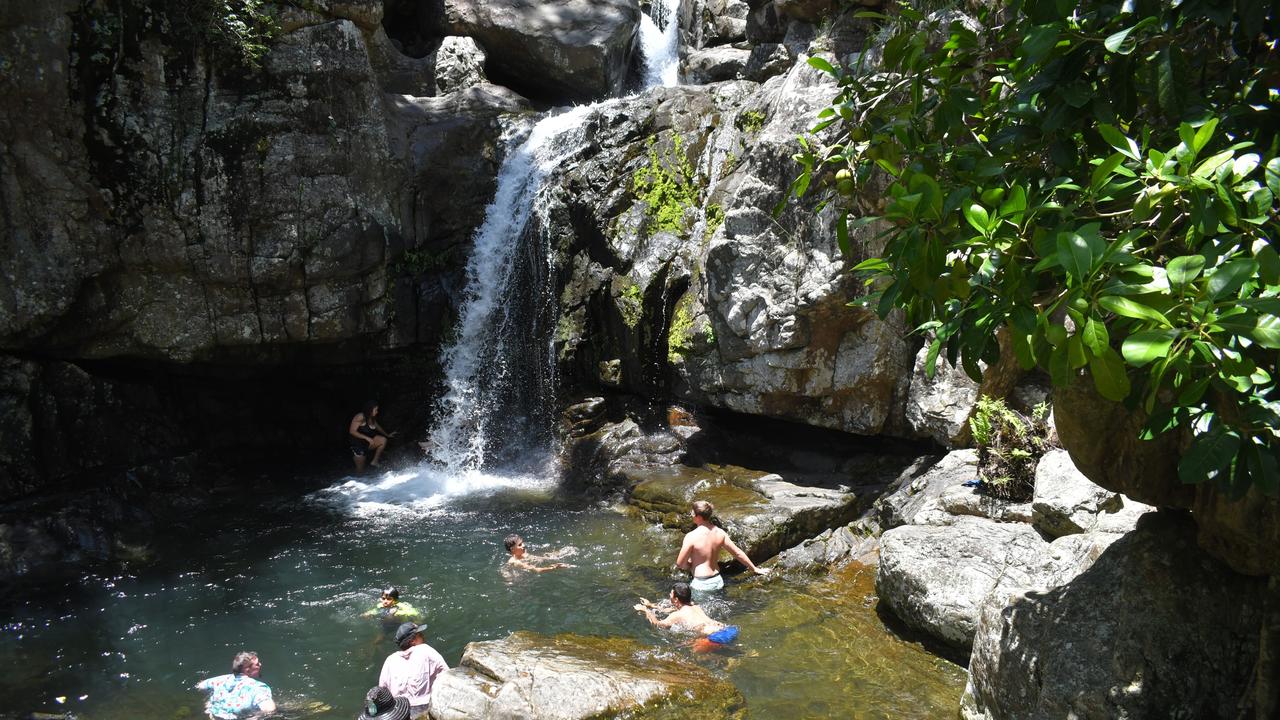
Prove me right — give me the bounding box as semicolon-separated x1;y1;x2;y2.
793;0;1279;496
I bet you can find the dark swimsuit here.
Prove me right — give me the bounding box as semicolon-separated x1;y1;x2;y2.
351;420;381;456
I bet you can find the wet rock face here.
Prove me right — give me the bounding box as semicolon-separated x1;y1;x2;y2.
962;512;1266;720
429;632;745;720
439;0;641;103
546;58;914;439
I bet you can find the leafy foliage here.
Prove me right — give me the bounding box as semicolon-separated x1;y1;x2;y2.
969;397;1054;501
633;136;701;233
795;0;1280;496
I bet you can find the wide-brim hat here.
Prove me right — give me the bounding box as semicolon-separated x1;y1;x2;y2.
358;686;410;720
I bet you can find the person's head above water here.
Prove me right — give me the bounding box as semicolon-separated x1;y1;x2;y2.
231;651;262;677
504;534;524;554
670;582;693;606
380;587;400;605
691;500;714;523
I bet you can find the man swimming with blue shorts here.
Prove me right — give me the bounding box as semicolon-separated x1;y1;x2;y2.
635;582;740;653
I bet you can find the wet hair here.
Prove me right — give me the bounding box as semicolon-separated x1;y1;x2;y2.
691;500;714;522
382;587;400;601
504;534;523;552
362;400;379;419
231;651;259;675
671;582;692;605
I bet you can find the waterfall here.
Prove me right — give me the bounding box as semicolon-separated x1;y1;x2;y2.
424;1;683;476
640;0;682;88
427;106;595;474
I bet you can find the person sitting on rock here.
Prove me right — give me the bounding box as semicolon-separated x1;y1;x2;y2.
635;581;740;653
362;587;422;627
502;534;574;573
675;500;769;600
195;650;277;719
350;400;398;472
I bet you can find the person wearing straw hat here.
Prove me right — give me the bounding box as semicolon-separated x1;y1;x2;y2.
358;686;410;720
378;622;448;718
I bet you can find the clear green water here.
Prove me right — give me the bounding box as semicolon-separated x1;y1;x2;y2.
0;468;964;719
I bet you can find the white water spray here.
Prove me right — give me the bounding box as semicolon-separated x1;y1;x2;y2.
640;0;682;88
427;105;596;474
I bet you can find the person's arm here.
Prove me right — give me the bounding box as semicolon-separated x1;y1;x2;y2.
722;534;770;575
350;414;373;442
254;686;276;715
674;536;694;572
634;605;677;627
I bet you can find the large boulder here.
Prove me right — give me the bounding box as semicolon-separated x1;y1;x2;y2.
904;344;979;446
428;632;745;719
876;517;1060;651
683;46;751;84
875;450;977;529
962;511;1266;720
1031;449;1152;538
1055;378;1280;576
433;36;488;94
440;0;640;103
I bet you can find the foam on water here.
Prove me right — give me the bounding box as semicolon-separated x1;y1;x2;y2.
308;464;556;516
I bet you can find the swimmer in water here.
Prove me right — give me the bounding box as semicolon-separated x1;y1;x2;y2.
362;587;422;624
502;534;574;573
676;500;769;601
635;581;740;653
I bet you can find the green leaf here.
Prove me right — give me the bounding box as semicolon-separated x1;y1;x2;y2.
1265;157;1280;199
1090;152;1126;190
1248;315;1280;349
806;56;838;77
964;203;991;235
835;213;850;256
1121;329;1177;366
1193;118;1220;155
1206;258;1259;300
1104;25;1140;54
1098;295;1172;327
1082;317;1110;356
1166;255;1205;290
1257;245;1280;285
924;338;942;378
1057;231;1095;281
1178;430;1241;484
851;257;889;273
1088;347;1131;401
1193;150;1235;178
1022;24;1060;64
1067;335;1087;368
1097;124;1140;161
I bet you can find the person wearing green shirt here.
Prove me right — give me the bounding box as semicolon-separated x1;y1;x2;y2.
363;587;421;626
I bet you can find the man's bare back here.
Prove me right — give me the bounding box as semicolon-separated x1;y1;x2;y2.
676;501;769;578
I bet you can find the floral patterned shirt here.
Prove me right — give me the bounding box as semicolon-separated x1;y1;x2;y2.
195;673;273;719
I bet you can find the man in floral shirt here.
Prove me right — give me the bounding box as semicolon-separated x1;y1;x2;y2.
195;651;277;719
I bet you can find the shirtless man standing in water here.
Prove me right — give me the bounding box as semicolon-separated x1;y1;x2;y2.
675;500;769;597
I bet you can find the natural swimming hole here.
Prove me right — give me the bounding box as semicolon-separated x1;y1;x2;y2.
0;466;965;719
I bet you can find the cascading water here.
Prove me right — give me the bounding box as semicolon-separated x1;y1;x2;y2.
319;1;683;508
640;0;682;88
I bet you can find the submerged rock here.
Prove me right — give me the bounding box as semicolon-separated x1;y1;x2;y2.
428;632;745;720
962;512;1266;720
